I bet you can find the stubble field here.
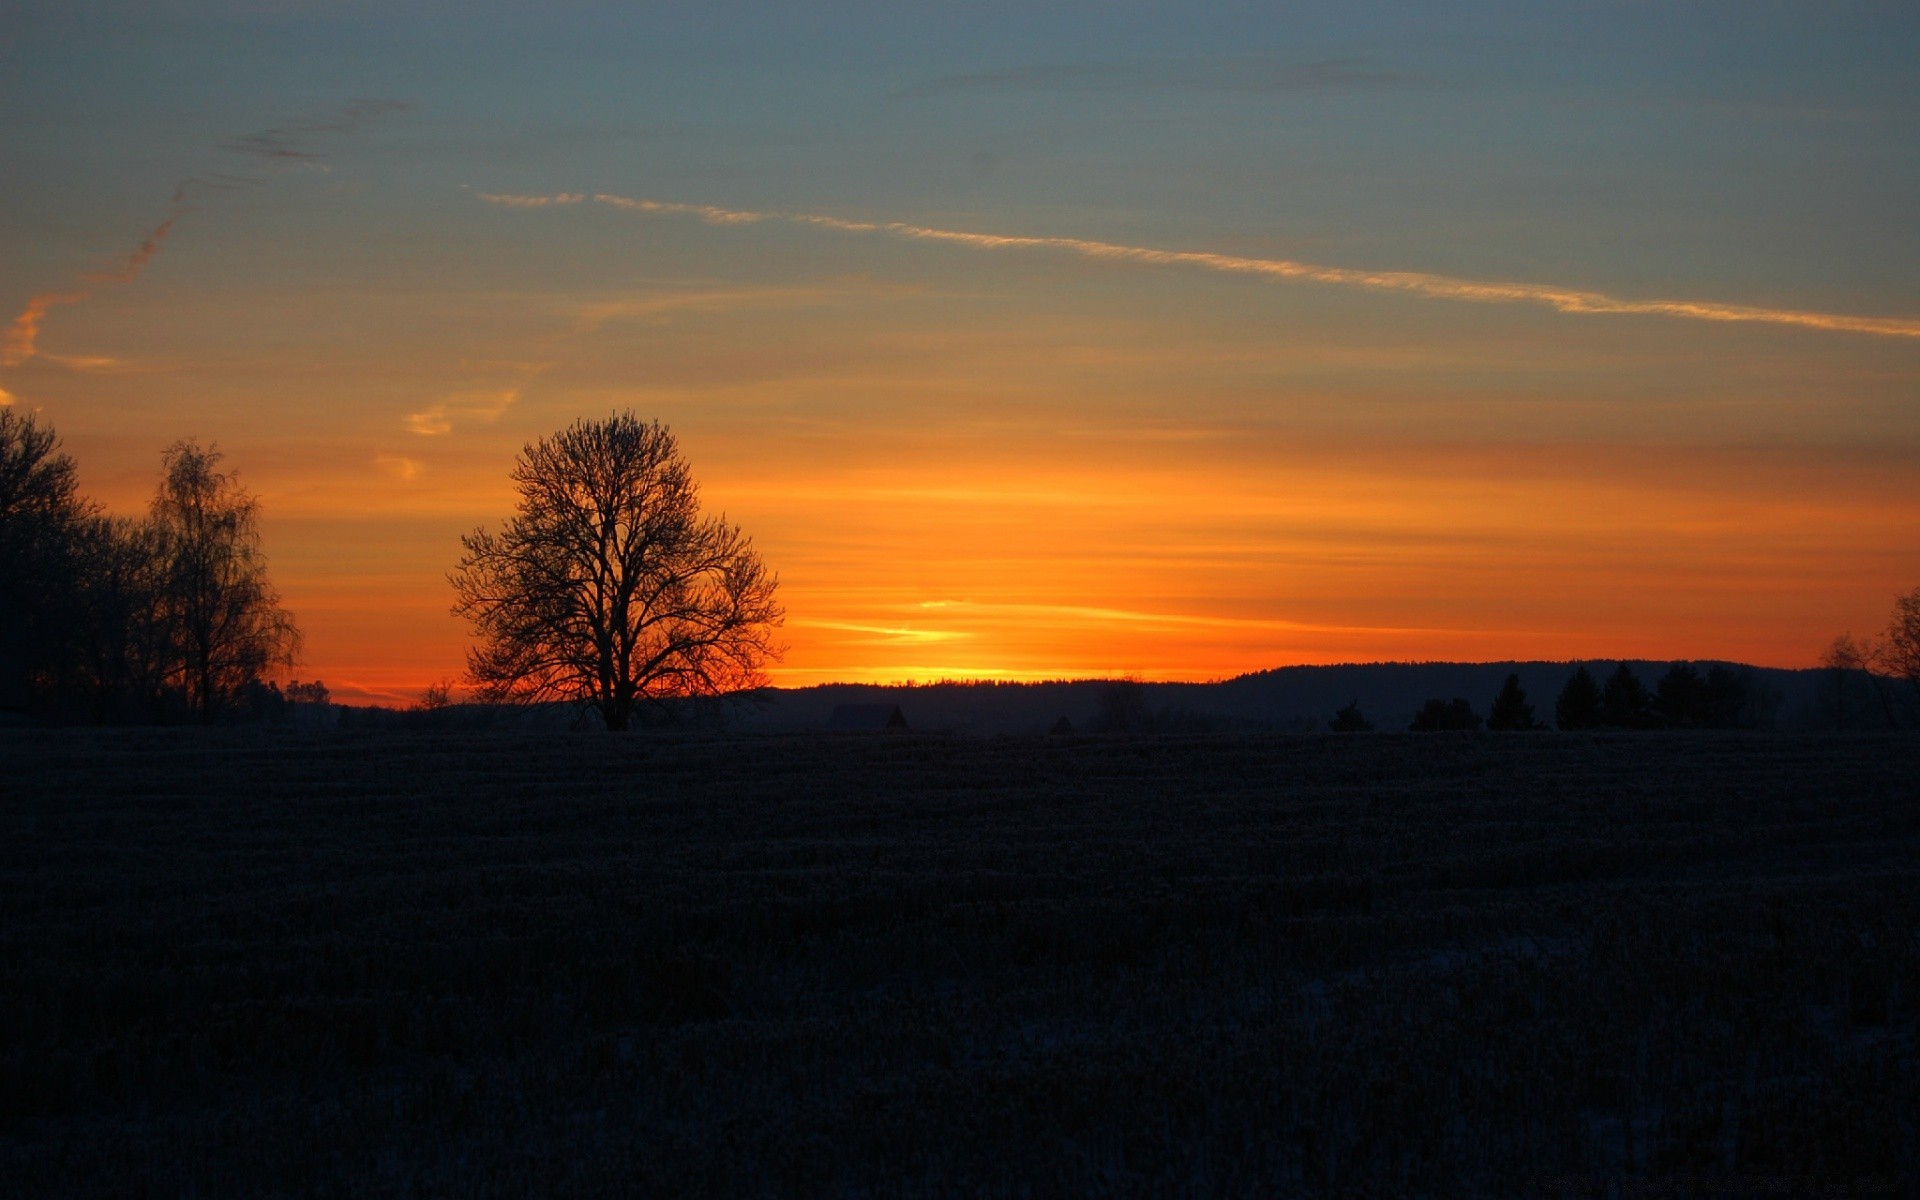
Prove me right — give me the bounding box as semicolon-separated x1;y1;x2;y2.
2;729;1917;1196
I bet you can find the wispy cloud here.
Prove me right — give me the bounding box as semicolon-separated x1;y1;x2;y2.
1;293;86;367
480;191;1920;341
222;98;414;164
0;387;14;407
793;619;970;644
35;352;154;374
572;283;903;333
1;99;411;368
82;215;179;285
475;191;584;208
891;56;1412;102
373;454;424;481
917;599;1437;636
407;387;523;436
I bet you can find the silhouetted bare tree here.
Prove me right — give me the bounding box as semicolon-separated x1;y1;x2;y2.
0;411;92;712
67;515;172;721
1821;635;1870;730
150;441;301;721
450;414;783;730
413;678;455;712
0;421;298;723
1878;587;1920;706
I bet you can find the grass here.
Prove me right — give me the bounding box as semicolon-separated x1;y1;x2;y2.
2;728;1917;1196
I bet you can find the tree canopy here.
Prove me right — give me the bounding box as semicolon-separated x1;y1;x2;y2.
450;413;783;730
151;441;301;720
1883;587;1920;700
0;418;298;723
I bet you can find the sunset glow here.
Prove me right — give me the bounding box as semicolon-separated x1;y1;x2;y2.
5;4;1916;703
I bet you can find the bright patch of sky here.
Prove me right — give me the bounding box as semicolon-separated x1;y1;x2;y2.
3;1;1916;693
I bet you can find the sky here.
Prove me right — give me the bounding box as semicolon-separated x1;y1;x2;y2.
3;1;1917;703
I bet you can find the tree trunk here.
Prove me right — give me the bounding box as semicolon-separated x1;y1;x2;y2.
199;658;217;724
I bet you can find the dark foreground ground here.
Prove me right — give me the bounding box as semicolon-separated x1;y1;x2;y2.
2;730;1917;1197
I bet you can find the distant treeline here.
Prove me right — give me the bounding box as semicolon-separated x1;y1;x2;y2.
1339;662;1775;734
745;651;1919;735
1;412;297;724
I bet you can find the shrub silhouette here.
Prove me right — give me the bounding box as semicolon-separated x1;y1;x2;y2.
1328;700;1373;732
1409;697;1482;731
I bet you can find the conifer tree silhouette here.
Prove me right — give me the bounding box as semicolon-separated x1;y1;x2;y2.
1601;664;1654;729
1487;674;1542;730
1555;666;1604;730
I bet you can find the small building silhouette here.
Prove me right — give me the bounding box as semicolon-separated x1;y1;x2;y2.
826;703;909;732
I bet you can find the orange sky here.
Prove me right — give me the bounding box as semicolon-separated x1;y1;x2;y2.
275;436;1916;700
12;220;1917;703
5;11;1918;704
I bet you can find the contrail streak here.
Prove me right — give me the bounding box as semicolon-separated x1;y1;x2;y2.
479;190;1920;341
3;100;410;369
83;215;179;284
3;217;180;366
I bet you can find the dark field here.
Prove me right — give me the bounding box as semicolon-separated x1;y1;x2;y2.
3;730;1917;1197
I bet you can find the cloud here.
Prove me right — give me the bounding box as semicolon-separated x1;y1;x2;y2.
223;98;414;164
2;293;86;367
171;173;259;205
570;283;900;333
0;387;13;406
476;192;584;208
406;408;454;436
36;353;149;374
2;99;411;366
891;56;1412;102
793;620;970;644
916;599;1435;636
406;387;521;436
374;454;423;481
81;215;178;285
588;195;766;225
487;191;1920;342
